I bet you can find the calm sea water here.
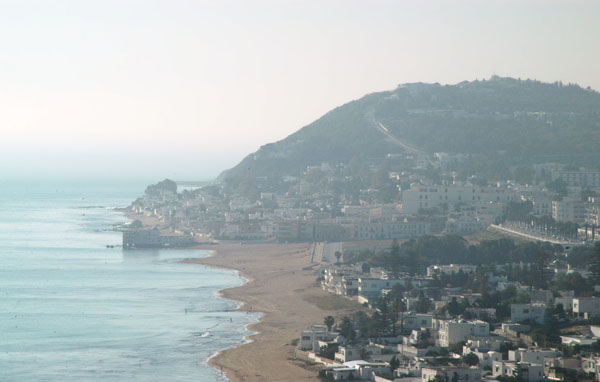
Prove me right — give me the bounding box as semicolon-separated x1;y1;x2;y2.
0;180;256;381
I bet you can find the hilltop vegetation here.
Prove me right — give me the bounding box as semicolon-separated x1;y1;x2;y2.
379;78;600;160
219;77;600;189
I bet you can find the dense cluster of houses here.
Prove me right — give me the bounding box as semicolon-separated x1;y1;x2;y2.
298;258;600;381
297;318;589;381
129;157;600;245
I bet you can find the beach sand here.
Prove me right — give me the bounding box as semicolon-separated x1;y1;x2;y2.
187;243;364;382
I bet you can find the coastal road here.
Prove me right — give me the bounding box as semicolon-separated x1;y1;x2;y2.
316;242;343;264
489;224;583;250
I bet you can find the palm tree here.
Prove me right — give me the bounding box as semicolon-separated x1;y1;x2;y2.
334;251;342;264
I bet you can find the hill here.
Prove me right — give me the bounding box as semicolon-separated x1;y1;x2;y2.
218;77;600;188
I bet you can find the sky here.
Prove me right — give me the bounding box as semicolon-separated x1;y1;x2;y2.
1;0;599;181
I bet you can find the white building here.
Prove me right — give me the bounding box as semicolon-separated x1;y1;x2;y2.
585;200;600;226
561;334;597;346
299;324;339;352
353;220;431;241
581;356;600;375
511;303;546;324
573;297;600;319
465;307;497;320
437;319;489;347
445;215;488;235
402;183;517;214
465;337;507;352
421;366;481;382
525;192;553;216
554;296;574;312
492;361;544;382
509;348;559;365
463;347;502;369
402;313;434;330
334;346;361;363
325;360;389;381
529;289;554;305
357;277;405;298
321;267;360;296
552;198;586;223
560;170;600;188
427;264;477;277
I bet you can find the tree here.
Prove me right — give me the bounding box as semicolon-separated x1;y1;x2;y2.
388;239;402;279
377;298;393;335
361;262;371;274
390;295;406;336
462;352;480;366
447;297;462;317
335;251;342;265
432;375;449;382
416;329;432;348
339;316;356;341
406;248;420;276
542;308;561;346
324;316;334;331
415;291;431;314
532;250;552;289
389;355;400;374
448;340;466;355
319;343;339;360
588;243;600;286
513;165;534;184
503;201;533;222
547;179;568;198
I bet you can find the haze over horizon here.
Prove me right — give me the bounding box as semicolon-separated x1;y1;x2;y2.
2;0;599;181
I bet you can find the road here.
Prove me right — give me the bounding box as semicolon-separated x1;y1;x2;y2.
374;122;423;155
313;242;343;264
489;224;584;250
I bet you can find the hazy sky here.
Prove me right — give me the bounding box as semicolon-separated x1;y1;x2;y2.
1;0;599;181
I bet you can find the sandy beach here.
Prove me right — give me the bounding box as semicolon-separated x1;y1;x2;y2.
187;243;364;382
121;209;364;381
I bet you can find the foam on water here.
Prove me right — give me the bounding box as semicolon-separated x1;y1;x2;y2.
0;181;257;381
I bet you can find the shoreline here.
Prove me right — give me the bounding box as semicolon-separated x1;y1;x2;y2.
119;208;254;380
188;243;364;382
187;254;260;382
193;254;262;381
203;297;261;382
120;208;365;381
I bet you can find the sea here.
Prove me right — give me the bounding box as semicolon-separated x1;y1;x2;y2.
0;180;257;381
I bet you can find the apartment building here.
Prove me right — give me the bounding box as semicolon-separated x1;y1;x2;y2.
437;319;490;347
402;183;517;214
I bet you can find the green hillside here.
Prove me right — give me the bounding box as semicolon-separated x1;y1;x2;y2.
219;77;600;186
